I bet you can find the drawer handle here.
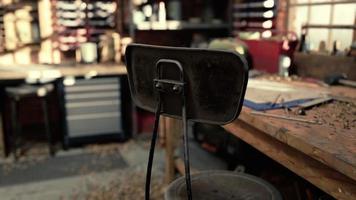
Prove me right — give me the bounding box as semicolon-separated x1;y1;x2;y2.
67;112;120;120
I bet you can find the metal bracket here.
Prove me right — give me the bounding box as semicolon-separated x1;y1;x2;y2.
153;59;192;200
154;59;185;95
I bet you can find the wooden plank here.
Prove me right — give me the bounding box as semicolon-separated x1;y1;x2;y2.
302;24;356;30
224;120;356;200
290;0;356;6
164;117;182;184
238;106;356;182
294;52;356;81
162;117;174;184
37;0;55;63
0;113;5;157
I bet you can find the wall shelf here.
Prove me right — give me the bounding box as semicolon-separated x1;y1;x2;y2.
135;20;229;31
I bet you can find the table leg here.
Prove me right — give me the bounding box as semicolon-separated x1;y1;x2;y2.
163;117;182;184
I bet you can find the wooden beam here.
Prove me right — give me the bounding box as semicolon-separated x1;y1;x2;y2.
38;0;54;64
0;113;5;158
302;24;356;30
224;121;356;200
353;17;356;42
290;0;355;7
294;52;356;81
164;117;182;184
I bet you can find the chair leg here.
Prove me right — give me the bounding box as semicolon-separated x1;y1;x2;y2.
10;99;19;160
42;97;54;156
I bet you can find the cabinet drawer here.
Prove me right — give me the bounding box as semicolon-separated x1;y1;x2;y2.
65;84;120;93
66;103;120;116
65;91;120;102
67;113;122;137
73;77;119;85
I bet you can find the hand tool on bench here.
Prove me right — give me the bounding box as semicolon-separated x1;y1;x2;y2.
295;97;333;115
251;111;320;124
324;74;356;88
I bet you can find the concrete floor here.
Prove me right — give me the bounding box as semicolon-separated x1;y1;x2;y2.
0;138;165;200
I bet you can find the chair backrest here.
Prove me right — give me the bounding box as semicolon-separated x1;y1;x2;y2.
125;43;249;125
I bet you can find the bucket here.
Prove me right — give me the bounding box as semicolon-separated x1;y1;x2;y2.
165;170;282;200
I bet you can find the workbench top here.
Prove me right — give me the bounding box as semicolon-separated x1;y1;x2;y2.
224;82;356;199
0;63;127;81
232;103;355;177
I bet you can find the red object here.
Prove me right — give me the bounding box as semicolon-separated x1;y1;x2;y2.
240;32;298;73
136;110;155;134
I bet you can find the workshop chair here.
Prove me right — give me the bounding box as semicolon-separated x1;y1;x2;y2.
6;84;55;159
125;44;282;200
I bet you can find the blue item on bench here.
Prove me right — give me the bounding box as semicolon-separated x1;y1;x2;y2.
243;98;315;111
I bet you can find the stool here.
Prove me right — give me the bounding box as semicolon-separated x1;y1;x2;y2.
6;84;55;159
165;170;282;200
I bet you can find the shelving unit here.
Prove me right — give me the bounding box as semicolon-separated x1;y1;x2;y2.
0;0;234;62
52;0;117;51
0;7;5;53
134;20;230;31
48;0;122;63
130;0;231;46
0;0;40;52
0;0;126;64
232;0;285;37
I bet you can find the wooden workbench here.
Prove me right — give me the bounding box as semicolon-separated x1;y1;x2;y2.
0;63;127;157
163;83;356;200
